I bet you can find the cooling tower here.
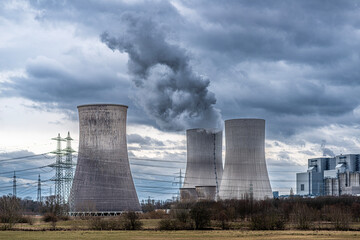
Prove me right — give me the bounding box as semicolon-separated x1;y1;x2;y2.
182;129;223;199
70;104;140;212
219;119;272;200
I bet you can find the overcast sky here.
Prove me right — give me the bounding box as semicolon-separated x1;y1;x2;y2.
1;0;360;200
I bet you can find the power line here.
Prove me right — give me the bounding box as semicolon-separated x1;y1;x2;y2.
0;165;52;175
130;157;185;164
0;152;52;163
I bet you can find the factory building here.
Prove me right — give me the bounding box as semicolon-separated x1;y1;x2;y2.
324;154;360;196
296;154;360;197
296;157;335;196
181;128;223;202
70;104;141;214
219;119;272;200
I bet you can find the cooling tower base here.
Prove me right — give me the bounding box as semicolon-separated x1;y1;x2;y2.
195;186;217;201
180;188;198;202
68;211;142;217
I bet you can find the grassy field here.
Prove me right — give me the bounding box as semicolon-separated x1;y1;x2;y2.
1;230;360;240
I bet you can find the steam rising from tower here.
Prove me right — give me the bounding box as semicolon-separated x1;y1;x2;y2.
219;119;272;200
101;13;221;131
70;104;140;212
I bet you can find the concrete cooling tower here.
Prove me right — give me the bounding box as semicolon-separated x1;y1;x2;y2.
219;119;272;200
70;104;140;213
181;128;223;201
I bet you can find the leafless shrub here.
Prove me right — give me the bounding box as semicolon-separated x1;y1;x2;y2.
0;196;21;229
327;205;352;230
290;203;315;230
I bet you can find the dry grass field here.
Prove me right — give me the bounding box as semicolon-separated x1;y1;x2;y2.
1;230;360;240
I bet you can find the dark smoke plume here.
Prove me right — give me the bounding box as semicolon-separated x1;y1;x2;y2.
101;13;222;131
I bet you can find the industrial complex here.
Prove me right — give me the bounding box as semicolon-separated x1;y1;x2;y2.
296;154;360;196
56;104;275;213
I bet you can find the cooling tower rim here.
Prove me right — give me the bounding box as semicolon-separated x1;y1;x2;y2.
186;128;222;134
77;103;128;109
225;118;265;123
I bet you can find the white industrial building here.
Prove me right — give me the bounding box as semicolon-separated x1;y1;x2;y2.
296;154;360;196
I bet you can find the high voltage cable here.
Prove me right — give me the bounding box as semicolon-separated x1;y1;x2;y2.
0;165;52;175
130;162;183;169
71;162;314;183
0;152;53;163
0;179;52;189
130;157;185;164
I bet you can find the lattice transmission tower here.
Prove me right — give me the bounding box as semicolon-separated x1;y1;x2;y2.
63;132;75;205
37;174;41;202
50;133;66;204
13;171;16;197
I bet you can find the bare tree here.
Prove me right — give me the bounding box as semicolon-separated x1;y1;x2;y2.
0;195;21;229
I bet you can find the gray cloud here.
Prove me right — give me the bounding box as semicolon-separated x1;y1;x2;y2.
101;12;222;131
1;55;133;119
127;134;165;147
18;0;360;137
3;0;360;184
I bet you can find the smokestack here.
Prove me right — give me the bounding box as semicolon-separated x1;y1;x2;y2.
219;119;272;200
181;128;223;201
70;104;140;212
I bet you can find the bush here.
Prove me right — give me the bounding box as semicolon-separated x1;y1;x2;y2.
43;213;58;223
327;205;351;230
89;217;123;230
158;218;193;230
290;204;314;230
250;211;285;230
0;196;21;229
217;210;230;230
18;216;34;225
43;212;58;230
158;219;177;230
141;210;167;219
59;215;70;221
174;209;190;224
190;203;211;230
122;212;143;230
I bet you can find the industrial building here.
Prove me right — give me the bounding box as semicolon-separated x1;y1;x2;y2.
296;157;336;196
219;119;272;200
296;154;360;196
70;104;141;214
181;128;223;202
